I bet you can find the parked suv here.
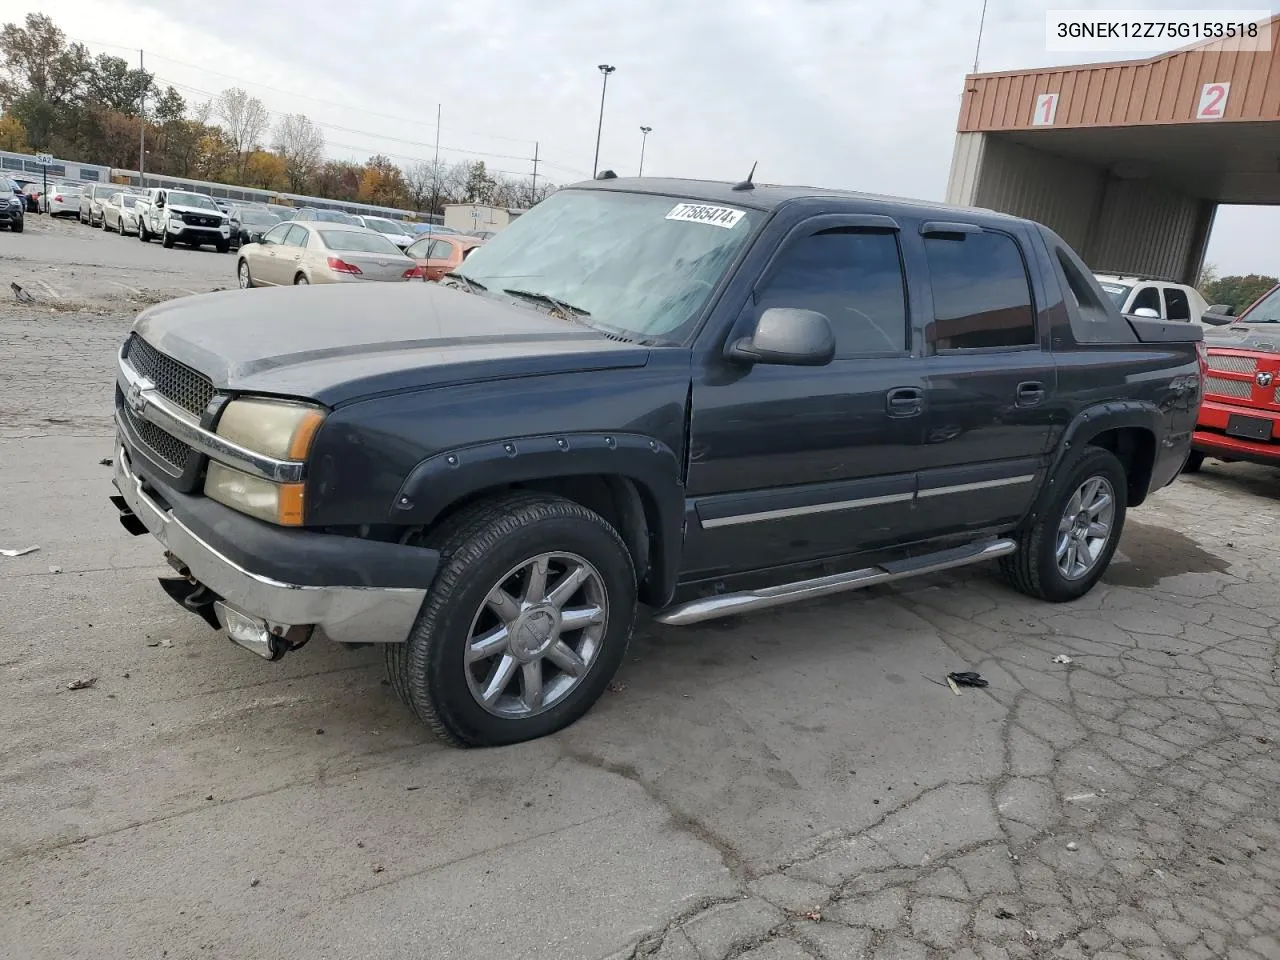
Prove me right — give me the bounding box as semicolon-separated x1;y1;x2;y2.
109;178;1203;746
1189;282;1280;471
0;182;24;232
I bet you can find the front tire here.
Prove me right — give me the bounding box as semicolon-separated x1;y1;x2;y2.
1182;450;1205;474
216;240;230;254
1001;446;1127;603
139;223;150;242
10;219;21;233
162;231;175;248
237;260;254;288
387;493;637;747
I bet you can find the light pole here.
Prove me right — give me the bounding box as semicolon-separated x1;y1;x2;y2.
592;64;616;178
638;125;652;176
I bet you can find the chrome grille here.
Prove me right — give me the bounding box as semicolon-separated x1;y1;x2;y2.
120;395;189;471
1207;354;1257;374
1205;376;1253;400
125;334;214;416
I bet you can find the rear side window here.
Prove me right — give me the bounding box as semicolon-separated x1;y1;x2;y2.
283;225;309;248
756;227;908;356
923;232;1036;350
1163;287;1191;321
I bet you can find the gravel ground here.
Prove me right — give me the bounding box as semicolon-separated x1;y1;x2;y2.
1;214;1278;960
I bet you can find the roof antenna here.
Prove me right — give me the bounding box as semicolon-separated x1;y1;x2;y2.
732;162;757;191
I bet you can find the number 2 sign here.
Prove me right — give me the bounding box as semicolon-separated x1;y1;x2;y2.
1031;93;1059;126
1196;82;1230;120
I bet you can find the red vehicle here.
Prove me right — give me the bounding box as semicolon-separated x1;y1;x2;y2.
1189;283;1280;471
404;233;485;282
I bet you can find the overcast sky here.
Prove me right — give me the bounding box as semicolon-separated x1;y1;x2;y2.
26;0;1280;277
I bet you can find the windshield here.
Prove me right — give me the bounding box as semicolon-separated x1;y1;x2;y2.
240;210;280;225
366;217;410;236
268;207;296;220
457;189;761;341
315;209;362;225
1097;282;1130;307
1240;285;1280;324
320;230;405;255
167;191;218;211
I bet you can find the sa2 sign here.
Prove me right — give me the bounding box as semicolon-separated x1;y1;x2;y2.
1196;82;1230;121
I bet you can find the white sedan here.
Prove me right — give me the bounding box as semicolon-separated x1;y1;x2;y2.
42;184;83;217
102;192;143;236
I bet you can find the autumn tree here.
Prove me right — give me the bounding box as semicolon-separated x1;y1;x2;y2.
215;86;268;180
245;149;286;190
357;154;406;206
0;13;93;147
272;113;323;192
87;53;152;115
0;112;29;150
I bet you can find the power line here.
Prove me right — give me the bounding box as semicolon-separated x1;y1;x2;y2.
155;75;588;177
68;34;549;147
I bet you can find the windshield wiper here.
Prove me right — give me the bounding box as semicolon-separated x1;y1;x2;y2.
502;287;591;320
444;272;486;294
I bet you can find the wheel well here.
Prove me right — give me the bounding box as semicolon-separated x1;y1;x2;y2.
1088;427;1156;506
422;475;661;603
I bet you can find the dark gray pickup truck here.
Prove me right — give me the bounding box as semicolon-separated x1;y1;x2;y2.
110;178;1205;746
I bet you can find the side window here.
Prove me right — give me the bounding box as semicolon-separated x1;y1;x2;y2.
1130;286;1161;315
430;239;455;260
755;228;908;356
924;231;1036;350
283;225;309;247
405;238;430;259
1163;286;1191;321
261;223;290;245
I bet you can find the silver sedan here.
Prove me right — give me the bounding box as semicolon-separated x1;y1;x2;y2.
236;221;422;287
102;192;143;236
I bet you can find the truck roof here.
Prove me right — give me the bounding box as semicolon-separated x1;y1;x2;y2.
574;176;1028;227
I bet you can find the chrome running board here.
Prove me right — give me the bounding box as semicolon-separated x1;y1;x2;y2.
655;538;1017;627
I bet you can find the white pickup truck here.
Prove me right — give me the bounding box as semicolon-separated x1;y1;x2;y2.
135;187;232;252
1094;273;1234;326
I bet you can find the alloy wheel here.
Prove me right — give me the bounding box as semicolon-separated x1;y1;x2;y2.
1056;476;1115;580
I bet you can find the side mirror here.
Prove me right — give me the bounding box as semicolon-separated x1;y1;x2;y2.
1208;304;1235;316
1132;307;1160;319
249;231;264;243
729;307;835;366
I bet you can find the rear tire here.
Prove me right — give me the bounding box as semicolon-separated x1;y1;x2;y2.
386;493;637;747
1182;450;1205;474
1001;446;1127;603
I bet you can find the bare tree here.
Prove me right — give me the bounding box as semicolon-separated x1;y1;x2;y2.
403;160;438;211
215;86;269;180
272;112;324;193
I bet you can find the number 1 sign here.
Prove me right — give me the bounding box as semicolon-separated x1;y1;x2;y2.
1031;93;1059;126
1196;82;1230;120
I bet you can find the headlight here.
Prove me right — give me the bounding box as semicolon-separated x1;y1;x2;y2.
215;398;325;459
204;398;325;525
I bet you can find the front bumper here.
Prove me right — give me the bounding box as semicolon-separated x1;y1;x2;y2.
168;220;230;242
1193;399;1280;466
111;445;434;646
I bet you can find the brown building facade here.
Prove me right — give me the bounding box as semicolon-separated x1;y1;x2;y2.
946;17;1280;284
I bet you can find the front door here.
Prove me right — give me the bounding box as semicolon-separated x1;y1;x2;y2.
909;221;1057;536
683;214;927;580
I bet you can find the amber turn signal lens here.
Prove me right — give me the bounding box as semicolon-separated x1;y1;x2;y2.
277;483;306;526
286;410;325;461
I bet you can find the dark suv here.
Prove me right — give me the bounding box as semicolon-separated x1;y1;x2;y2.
109;178;1202;746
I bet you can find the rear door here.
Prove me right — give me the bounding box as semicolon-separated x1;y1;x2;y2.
910;221;1058;536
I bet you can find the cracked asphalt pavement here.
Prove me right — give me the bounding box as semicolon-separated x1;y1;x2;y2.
3;216;1279;959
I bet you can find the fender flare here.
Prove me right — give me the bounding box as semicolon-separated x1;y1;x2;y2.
1043;400;1163;505
391;432;685;605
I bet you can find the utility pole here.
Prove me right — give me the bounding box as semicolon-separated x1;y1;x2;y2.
429;103;441;224
638;125;652;176
592;64;615;178
530;141;539;207
138;49;146;188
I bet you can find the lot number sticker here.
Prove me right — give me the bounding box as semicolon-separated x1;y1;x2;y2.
1196;82;1230;120
1031;93;1059;126
665;203;745;229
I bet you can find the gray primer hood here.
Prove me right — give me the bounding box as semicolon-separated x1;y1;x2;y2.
133;282;649;406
